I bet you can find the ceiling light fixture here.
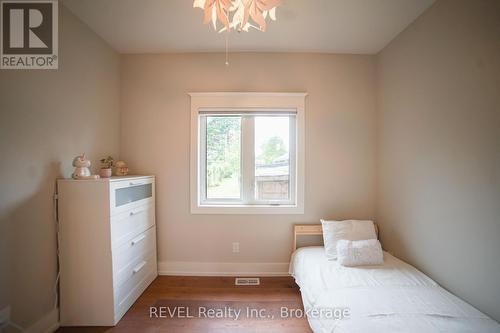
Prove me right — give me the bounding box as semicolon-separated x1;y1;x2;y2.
193;0;282;33
193;0;282;65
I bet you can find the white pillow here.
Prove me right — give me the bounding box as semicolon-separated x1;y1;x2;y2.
321;220;377;260
336;239;384;267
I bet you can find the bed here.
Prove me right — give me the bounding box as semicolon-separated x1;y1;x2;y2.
290;225;500;333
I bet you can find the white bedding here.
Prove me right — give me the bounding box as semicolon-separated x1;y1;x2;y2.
290;247;500;333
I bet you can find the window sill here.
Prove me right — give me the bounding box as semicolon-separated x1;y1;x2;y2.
190;204;304;215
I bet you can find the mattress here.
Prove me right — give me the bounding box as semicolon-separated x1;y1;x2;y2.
290;246;500;333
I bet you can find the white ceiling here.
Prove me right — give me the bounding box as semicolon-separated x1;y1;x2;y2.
63;0;436;54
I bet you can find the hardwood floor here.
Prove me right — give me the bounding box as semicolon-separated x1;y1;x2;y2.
55;276;313;333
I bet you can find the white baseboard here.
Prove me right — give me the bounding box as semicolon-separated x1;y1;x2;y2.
158;261;290;277
27;308;59;333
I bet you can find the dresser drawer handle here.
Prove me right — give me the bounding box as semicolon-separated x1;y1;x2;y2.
129;181;145;186
131;234;146;246
129;209;143;216
132;261;147;274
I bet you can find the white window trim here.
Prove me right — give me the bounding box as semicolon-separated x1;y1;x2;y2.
190;92;306;214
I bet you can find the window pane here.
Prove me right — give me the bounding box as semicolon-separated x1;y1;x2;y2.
206;116;241;199
255;116;290;201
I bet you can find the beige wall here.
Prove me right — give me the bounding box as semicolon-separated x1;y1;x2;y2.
0;6;120;329
120;53;376;269
4;0;498;327
376;0;500;321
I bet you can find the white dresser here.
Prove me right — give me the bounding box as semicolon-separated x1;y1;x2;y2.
57;175;157;326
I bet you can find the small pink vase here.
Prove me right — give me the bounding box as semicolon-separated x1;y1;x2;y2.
100;168;112;178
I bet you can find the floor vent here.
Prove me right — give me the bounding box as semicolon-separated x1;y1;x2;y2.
235;277;260;286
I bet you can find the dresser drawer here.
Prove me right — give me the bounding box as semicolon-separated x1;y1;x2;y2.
110;203;155;248
112;226;156;282
110;177;154;216
114;259;157;324
113;252;157;314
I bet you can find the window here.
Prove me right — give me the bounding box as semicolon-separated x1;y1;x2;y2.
200;112;295;205
190;93;306;214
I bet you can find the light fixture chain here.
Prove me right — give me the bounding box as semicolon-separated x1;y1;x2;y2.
225;7;230;66
225;30;229;66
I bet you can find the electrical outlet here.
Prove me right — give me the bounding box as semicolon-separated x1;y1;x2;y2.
232;242;240;253
0;305;10;329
